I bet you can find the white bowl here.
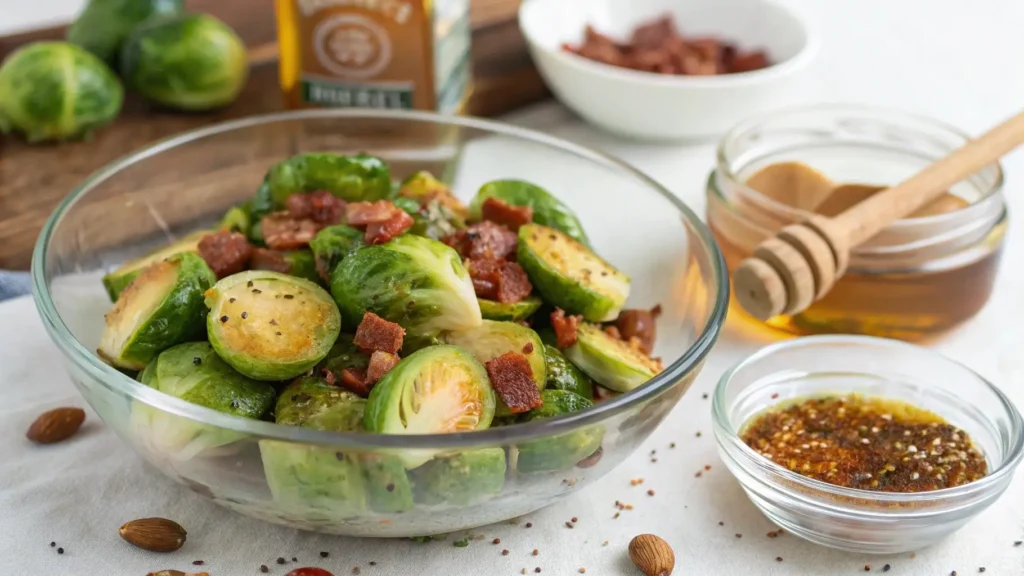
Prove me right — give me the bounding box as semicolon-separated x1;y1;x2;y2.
518;0;818;141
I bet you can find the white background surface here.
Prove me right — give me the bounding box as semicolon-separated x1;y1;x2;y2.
2;0;1024;575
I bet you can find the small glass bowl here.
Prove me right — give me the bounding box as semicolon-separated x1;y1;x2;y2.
712;335;1024;554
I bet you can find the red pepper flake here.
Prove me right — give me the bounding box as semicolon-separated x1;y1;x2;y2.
493;538;501;544
571;517;578;523
550;309;582;349
354;312;405;354
865;565;872;572
704;464;712;471
646;489;655;496
532;549;539;556
486;353;542;413
565;522;574;529
776;557;783;562
771;392;780;399
481;197;533;230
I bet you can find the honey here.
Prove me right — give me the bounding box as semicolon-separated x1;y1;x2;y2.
708;105;1008;341
275;0;471;112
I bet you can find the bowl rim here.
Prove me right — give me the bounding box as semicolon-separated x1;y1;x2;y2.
518;0;819;89
712;334;1024;508
31;108;730;449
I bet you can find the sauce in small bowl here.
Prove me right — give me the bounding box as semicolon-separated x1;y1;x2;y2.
713;336;1023;554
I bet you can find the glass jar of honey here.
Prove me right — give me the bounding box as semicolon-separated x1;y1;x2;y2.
707;104;1007;340
275;0;471;112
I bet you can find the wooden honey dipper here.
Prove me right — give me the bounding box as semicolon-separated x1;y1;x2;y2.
734;109;1024;320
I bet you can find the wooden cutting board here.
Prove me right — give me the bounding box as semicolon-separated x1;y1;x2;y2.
0;0;549;270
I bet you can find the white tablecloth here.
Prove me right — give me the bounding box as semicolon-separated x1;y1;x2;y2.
3;1;1024;574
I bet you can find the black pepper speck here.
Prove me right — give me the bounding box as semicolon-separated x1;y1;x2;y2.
277;557;286;565
49;542;55;548
241;311;248;319
882;565;890;572
260;566;268;573
57;548;64;555
192;357;201;365
321;551;329;558
220;315;228;323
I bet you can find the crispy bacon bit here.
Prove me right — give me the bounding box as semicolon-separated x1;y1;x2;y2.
616;309;657;354
285;190;346;224
339;367;371;397
322;367;337;386
468;259;533;304
650;303;663;317
198;230;253;278
485;352;542;414
364;209;414;245
444;221;518;260
551;309;582;349
346;201;399;226
480;197;533;231
261;212;322;250
354;312;405;354
366;351;400;385
249;248;291;274
522;342;535;355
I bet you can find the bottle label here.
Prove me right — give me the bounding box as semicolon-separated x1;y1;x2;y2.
290;0;469;111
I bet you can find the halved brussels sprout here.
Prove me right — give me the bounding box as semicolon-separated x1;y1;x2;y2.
219;204;251;236
330;234;482;336
517;224;630;322
120;14;247;111
398;171;469;219
131;341;275;460
275;376;366;431
260;440;368;514
205;271;341;380
514;390;603;473
309;225;364;278
101;232;209;301
563;324;662;393
443;320;546;415
67;0;185;67
259;152;392;210
364;346;494;465
470;180;589;245
363;455;415;513
396;197;467;241
250;249;322;285
98;252;215;370
543;345;593;399
412;448;506;506
478;296;543;322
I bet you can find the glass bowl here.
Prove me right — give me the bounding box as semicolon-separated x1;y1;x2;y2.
31;110;728;536
712;335;1024;554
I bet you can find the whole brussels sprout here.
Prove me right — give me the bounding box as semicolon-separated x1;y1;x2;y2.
120;14;248;111
412;448;506;506
330;235;482;337
67;0;184;67
0;42;123;142
260;440;368;514
514;390;604;473
470;180;589;245
256;153;392;215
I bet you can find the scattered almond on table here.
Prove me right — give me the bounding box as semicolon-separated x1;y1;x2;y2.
119;518;187;553
26;407;85;444
628;534;675;576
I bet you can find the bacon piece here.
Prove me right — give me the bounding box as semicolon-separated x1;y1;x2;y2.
522;342;534;355
261;212;322;250
468;259;532;304
346;200;399;226
322;367;337;387
353;312;406;354
339;367;371;397
551;309;582;349
616;309;657;354
197;230;253;278
285;190;346;224
485;352;542;414
366;351;400;385
364;209;414;245
480;197;533;231
249;248;291;274
444;221;518;260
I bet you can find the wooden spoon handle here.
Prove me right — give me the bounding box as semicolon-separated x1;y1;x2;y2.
733;108;1024;321
834;109;1024;246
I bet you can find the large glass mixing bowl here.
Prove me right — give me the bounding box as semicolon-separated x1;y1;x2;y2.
31;110;728;536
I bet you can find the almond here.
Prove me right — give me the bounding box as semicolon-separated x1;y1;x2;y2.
628;534;675;576
26;407;85;444
119;518;187;552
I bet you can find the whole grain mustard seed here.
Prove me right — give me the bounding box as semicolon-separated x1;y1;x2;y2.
740;394;987;492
